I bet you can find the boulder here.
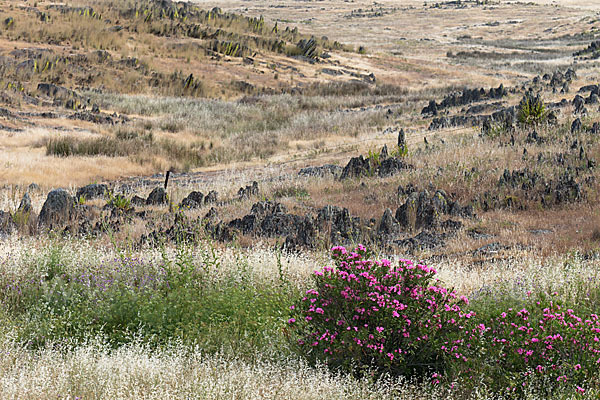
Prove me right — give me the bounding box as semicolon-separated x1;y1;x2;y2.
18;192;32;213
396;192;419;230
238;181;259;200
204;190;218;204
339;155;372;180
317;205;362;244
39;189;74;228
0;211;16;235
395;231;446;250
180;191;204;209
571;118;582;134
76;183;108;201
398;128;406;148
298;164;342;178
146;187;168;205
572;95;587;114
378;208;399;236
378;158;410;177
131;195;146;206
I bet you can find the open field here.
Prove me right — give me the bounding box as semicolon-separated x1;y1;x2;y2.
1;0;600;398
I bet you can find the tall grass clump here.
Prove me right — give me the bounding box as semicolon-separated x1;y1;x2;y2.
0;239;298;359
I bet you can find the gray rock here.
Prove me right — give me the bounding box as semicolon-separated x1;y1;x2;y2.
180;191;204;209
146;187;167;206
340;155;372;180
238;182;259;200
378;208;398;236
131;195;145;206
396;192;419;230
39;189;74;228
571;118;582;133
378;158;410;177
573;95;586;114
18;192;32;213
395;231;446;250
76;183;108;201
0;211;16;235
204;190;218;204
398;128;406;148
298;164;342;178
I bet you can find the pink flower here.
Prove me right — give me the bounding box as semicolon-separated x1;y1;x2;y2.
574;364;581;370
376;326;384;333
576;386;585;394
288;318;296;324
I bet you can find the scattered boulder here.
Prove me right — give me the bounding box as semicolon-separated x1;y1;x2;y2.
421;99;438;116
395;189;468;231
76;183;108;201
317;205;362;245
204;190;218;204
395;231;446;250
339;154;411;180
473;242;505;256
18;192;32;213
572;95;587;114
131;195;146;206
37;83;77;100
238;181;259;200
39;189;74;228
378;208;399;236
339;155;373;180
378;158;411;177
146;187;168;206
298;164;342;178
398;128;406;148
0;211;16;235
571;118;582;134
228;200;316;248
180;191;204;209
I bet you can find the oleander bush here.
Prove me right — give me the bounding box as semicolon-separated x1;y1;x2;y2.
459;287;600;397
288;245;475;377
289;245;600;397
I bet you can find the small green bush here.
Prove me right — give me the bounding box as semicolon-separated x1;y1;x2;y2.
517;92;547;126
289;245;473;377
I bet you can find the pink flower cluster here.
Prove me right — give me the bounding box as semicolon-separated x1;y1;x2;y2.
290;245;474;376
478;297;600;392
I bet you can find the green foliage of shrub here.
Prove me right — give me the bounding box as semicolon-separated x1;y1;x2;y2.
518;92;547;126
289;245;473;377
460;286;600;397
290;245;600;396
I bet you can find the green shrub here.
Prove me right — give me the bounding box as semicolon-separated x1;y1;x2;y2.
517;92;547;126
460;287;600;396
289;245;473;377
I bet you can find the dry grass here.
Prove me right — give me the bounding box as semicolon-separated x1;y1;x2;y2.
0;234;598;399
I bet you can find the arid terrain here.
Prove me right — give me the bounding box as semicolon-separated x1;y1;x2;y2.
0;0;599;398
